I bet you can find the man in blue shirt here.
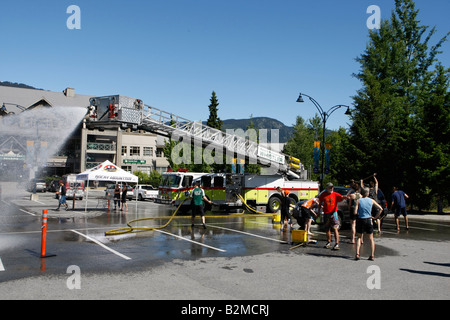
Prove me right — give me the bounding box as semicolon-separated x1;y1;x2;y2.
354;187;383;261
391;186;410;231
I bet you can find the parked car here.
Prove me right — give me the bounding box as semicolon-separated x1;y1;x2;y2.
133;185;158;201
46;180;60;192
27;179;47;193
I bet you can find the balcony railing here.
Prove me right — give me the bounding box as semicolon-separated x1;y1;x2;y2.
86;143;116;152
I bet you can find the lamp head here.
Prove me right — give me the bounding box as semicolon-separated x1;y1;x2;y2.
296;94;304;103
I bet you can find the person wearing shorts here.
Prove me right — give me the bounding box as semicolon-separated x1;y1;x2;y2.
56;180;69;211
293;197;318;233
354;187;383;261
277;187;294;231
319;183;347;250
391;186;409;231
190;181;212;229
347;182;362;244
120;183;128;212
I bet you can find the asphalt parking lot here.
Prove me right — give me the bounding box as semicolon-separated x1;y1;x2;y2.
0;186;449;301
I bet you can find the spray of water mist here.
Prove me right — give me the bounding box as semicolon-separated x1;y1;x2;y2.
0;106;87;191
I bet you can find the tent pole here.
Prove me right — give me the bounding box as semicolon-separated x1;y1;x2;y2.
85;179;89;213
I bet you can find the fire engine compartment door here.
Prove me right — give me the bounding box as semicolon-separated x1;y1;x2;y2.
256;189;269;204
212;176;226;201
245;189;257;201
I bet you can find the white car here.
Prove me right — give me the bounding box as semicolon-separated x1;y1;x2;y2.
133;185;158;201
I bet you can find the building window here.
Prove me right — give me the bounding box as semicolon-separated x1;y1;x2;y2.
130;146;140;156
138;166;152;175
122;166;132;173
156;148;164;157
143;147;153;157
122;146;127;156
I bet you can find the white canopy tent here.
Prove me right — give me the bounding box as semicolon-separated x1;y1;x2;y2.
76;160;139;212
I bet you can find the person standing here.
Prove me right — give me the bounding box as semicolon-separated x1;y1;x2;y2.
277;187;294;231
113;184;121;210
56;180;69;211
354;187;383;261
190;181;212;229
318;183;347;250
391;186;410;231
347;182;362;244
120;183;128;212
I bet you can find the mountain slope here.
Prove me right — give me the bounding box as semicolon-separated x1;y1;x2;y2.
221;117;294;143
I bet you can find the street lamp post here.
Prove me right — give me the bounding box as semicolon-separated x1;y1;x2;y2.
296;93;351;191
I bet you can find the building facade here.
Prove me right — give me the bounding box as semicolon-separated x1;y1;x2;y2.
80;122;169;174
0;85;169;181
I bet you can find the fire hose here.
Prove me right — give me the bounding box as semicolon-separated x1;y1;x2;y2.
104;199;187;236
235;193;271;215
104;194;275;237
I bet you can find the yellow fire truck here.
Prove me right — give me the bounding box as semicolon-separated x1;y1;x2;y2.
158;171;319;213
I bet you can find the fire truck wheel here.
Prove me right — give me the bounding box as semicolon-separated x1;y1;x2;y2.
268;196;282;213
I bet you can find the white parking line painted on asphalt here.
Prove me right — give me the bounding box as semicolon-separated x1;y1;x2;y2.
0;258;5;271
19;209;36;216
1;200;10;206
155;229;227;252
32;199;46;205
208;224;288;244
70;229;132;260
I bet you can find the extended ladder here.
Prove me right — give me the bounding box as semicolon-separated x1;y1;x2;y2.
88;95;304;174
140;104;298;172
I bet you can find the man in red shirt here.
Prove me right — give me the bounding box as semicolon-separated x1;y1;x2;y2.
319;182;347;250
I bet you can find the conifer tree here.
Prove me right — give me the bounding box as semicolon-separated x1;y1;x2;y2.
206;91;223;130
349;0;449;209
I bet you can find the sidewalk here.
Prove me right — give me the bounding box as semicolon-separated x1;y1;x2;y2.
403;211;450;222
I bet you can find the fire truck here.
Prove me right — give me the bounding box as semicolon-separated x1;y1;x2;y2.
86;95;320;213
158;171;319;213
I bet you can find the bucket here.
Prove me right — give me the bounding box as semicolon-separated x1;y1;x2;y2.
292;230;307;243
272;214;281;223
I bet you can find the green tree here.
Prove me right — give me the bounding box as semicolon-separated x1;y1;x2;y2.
415;64;450;212
283;115;321;181
349;0;448;208
163;92;225;174
245;114;261;174
206;91;223;130
148;170;163;187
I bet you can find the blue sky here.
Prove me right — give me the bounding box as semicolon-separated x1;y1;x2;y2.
1;0;449;130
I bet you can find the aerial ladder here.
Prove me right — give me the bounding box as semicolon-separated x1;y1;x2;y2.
86;95;306;179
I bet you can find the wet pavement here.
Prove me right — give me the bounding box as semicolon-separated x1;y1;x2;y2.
0;186;449;299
